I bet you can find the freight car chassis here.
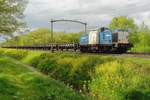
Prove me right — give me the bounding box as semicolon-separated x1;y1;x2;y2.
2;43;79;52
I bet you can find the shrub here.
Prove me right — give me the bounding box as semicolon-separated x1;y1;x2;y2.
37;58;57;75
55;57;73;82
2;49;28;60
89;59;150;100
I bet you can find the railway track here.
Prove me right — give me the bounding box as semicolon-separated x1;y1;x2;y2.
126;52;150;55
1;45;150;56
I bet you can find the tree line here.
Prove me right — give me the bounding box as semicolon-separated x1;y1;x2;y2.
2;28;83;46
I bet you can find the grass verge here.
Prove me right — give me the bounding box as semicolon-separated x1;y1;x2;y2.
0;55;88;100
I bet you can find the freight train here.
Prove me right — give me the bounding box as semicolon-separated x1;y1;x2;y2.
2;27;131;53
79;27;131;53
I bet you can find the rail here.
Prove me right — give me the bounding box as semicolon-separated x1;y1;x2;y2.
1;45;150;55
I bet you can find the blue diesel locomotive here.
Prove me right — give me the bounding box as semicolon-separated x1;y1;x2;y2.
80;27;113;52
80;27;130;53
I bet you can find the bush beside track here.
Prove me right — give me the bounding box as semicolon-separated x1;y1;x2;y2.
0;48;149;100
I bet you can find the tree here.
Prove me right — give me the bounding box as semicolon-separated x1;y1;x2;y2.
0;0;28;36
109;16;136;30
129;22;150;52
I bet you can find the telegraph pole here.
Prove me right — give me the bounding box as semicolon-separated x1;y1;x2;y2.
85;23;87;34
50;20;54;52
51;20;54;42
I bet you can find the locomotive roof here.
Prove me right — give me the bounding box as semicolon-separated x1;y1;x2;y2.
113;29;130;33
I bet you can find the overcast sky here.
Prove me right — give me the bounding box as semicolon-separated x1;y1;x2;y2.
24;0;150;32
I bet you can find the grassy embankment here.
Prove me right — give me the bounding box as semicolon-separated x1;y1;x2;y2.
0;53;88;100
0;48;149;100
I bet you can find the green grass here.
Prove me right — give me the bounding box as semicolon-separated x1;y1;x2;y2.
0;56;88;100
130;45;150;52
126;57;150;65
0;48;149;100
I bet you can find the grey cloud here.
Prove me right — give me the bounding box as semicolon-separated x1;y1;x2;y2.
24;0;150;31
67;1;150;16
